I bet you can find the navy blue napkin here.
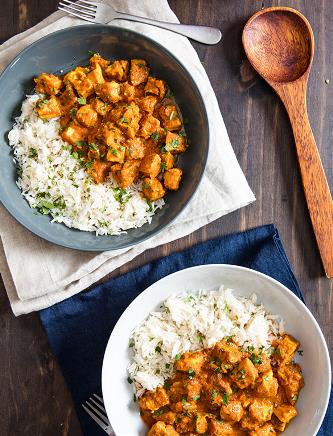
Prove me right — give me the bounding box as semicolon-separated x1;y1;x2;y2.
40;224;332;435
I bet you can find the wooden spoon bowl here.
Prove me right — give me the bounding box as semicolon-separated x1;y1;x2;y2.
243;7;333;277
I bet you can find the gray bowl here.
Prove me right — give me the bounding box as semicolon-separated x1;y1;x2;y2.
0;25;209;251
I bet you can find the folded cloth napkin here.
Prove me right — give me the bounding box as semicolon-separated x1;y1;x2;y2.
40;224;332;436
0;0;255;316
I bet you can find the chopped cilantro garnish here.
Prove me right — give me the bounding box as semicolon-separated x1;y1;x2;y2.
164;381;170;390
70;108;77;120
250;353;262;365
188;368;195;378
174;353;181;360
170;138;179;149
151;131;160;142
28;148;38;159
291;394;298;401
160;162;167;172
120;116;128;123
211;390;218;400
192;394;200;401
181;396;187;405
88;50;99;56
77;97;86;105
222;393;229;405
146;200;153;212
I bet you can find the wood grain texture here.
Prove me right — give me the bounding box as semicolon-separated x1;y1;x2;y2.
243;6;333;277
0;1;332;435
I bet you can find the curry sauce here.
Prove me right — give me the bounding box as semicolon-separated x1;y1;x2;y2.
138;334;304;435
34;53;187;201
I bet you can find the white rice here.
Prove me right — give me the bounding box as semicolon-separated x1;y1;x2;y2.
128;287;284;396
8;95;164;235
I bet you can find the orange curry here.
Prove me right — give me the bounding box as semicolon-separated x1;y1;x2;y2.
138;334;304;435
34;53;187;201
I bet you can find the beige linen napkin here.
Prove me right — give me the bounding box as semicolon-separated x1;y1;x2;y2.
0;0;255;316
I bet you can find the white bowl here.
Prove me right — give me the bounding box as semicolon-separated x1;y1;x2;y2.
102;264;331;436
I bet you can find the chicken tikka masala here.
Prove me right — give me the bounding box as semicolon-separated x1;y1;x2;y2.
138;334;304;435
34;53;186;202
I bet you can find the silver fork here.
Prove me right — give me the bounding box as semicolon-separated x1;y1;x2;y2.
58;0;221;44
82;393;115;435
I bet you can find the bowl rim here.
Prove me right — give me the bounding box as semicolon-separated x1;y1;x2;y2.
0;24;210;252
101;263;331;436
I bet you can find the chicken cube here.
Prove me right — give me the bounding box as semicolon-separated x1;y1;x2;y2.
165;131;186;154
159;104;182;131
117;104;141;138
274;334;300;364
142;177;165;201
76;104;98;127
139;153;161;178
130;59;149;86
256;370;279;399
164;168;182;190
59;85;77;113
91;98;110;117
34;73;63;95
249;399;273;424
147;421;179;436
144;76;166;98
89;53;110;70
161;151;174;170
139;387;169;412
185;379;201;400
105;60;129;81
249;423;276;436
118;160;141;188
99;124;125;148
254;352;272;374
231;358;258;389
87;64;105;87
175;414;195;433
121;82;136;102
64;68;94;98
106;144;126;163
240;415;261;431
61;122;88;145
174;351;206;373
156;411;176;425
36;95;62;119
277;363;304;404
96;81;121;103
169;381;185;402
140;95;158;113
220;400;244;422
209;420;243;435
89;160;111;183
140;115;161;139
273;404;297;423
212;339;243;366
126;137;145;160
195;414;208;434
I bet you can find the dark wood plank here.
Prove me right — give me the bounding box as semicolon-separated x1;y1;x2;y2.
0;0;332;434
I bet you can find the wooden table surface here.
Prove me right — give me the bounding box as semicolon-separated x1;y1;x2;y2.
0;1;332;434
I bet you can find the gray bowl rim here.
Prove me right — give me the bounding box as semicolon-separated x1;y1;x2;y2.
0;24;210;252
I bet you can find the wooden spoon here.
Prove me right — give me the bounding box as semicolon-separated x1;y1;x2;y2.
243;7;333;278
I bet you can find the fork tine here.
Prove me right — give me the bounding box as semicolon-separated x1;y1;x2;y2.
62;0;96;12
90;397;107;413
76;0;98;7
93;393;104;403
85;399;109;423
59;2;95;17
58;6;95;22
82;404;109;430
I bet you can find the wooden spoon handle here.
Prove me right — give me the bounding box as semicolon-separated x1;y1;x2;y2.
276;80;333;277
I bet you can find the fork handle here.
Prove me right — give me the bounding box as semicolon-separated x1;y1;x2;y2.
113;11;222;45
